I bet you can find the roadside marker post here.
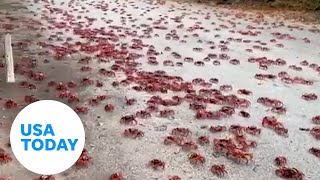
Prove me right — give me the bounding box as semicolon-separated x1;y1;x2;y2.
5;33;15;83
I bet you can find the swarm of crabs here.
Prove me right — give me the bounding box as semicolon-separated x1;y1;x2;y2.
1;0;320;179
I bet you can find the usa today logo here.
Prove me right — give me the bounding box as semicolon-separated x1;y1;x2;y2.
10;100;85;175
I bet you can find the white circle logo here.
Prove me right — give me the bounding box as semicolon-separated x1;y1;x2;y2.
10;100;85;175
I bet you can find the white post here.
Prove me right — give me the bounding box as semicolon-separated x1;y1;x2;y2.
5;34;15;83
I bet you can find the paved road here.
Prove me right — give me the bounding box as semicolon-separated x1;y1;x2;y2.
1;0;320;179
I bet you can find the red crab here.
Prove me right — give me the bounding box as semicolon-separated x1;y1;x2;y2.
229;125;246;136
274;156;287;167
96;80;103;87
80;66;92;72
219;85;232;91
148;159;165;170
301;93;318;101
237;89;252;95
159;109;175;118
194;61;204;66
164;136;183;146
120;115;137;125
226;149;253;164
310;127;320;140
245;126;261;136
275;167;304;180
188;152;205;165
181;141;198;151
4;100;17;109
211;164;227;177
274;126;289;137
24;95;39;103
136;110;151;119
55;82;67;91
81;77;94;86
312;115;320;124
104;104;115;112
197;136;210;145
74;107;88;114
123;128;144;139
67;81;77;88
262;116;279;128
209;125;227;133
168;176;181;180
262;116;288;137
171;128;191;137
109;173;123;180
309;147;320;158
75;149;91;167
271;106;287;115
235;135;257;149
238;111;250;118
0;177;13;180
30;72;46;81
189;103;206;110
33;175;55;180
213;138;237;154
0;151;12;164
125;97;136;105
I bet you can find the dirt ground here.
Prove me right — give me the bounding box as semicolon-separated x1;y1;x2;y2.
0;0;320;179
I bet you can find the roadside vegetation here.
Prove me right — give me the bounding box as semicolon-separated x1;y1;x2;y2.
215;0;320;11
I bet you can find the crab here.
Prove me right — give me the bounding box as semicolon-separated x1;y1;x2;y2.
301;93;318;101
24;95;39;103
171;128;191;137
4;100;17;109
164;136;183;146
310;127;320;140
309;147;320;158
158;109;175;118
219;85;232;91
235;135;257;150
238;111;251;118
148;159;165;170
33;175;55;180
125;97;137;105
197;136;210;146
120;115;137;125
274;156;287;167
104;104;115;112
136;110;151;119
74;107;88;114
81;77;94;86
181;141;198;151
209;125;227;133
271;106;287;115
219;106;235;117
189;103;206;110
229;125;246;136
213;138;237;154
55;82;67;91
275;167;304;180
67;81;77;88
262;117;288;136
245;126;261;136
226;149;253;164
109;173;123;180
188;152;205;165
0;177;14;180
123;128;144;139
75;149;91;167
211;164;227;177
312;115;320;124
0;152;12;164
168;176;181;180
